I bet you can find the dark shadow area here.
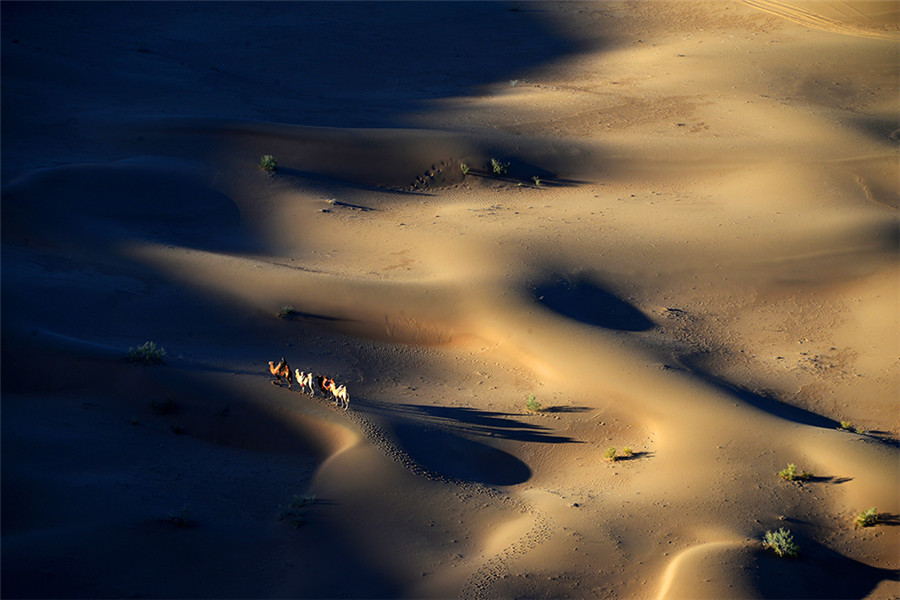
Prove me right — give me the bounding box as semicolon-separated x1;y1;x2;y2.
1;2;592;173
753;536;898;599
777;516;812;526
678;359;841;431
281;310;356;325
532;272;655;331
876;512;900;526
543;406;593;414
327;200;376;212
341;400;582;486
846;114;900;145
1;161;260;256
0;342;409;599
862;430;900;448
391;420;532;486
806;475;852;485
613;451;653;462
376;402;580;445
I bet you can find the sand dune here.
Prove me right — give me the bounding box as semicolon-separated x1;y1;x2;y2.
3;2;898;599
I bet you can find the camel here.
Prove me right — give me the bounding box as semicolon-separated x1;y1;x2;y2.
268;357;291;388
294;369;315;395
333;385;350;410
324;379;350;410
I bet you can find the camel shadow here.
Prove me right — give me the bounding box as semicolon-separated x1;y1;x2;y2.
377;402;580;445
352;401;583;486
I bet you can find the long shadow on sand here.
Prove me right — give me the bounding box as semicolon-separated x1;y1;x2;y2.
381;403;579;445
753;536;899;599
358;401;580;486
533;273;655;331
678;360;843;431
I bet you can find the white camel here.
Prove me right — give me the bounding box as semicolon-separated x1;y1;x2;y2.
325;380;350;410
294;369;315;395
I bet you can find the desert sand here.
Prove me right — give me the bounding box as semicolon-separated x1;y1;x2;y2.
2;1;898;598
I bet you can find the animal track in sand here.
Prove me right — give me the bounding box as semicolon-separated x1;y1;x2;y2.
327;397;556;599
409;159;465;191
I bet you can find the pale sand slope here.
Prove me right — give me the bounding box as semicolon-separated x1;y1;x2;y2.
2;2;898;599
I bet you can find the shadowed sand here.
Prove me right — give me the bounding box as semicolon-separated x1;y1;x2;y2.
2;2;898;599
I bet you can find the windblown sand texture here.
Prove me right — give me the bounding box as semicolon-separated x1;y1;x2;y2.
2;2;898;598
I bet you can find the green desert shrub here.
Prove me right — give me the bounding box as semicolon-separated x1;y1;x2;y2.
622;447;634;457
532;175;541;187
165;505;194;528
259;154;277;172
838;420;853;431
605;447;617;462
763;528;799;558
526;394;542;413
279;494;316;528
127;341;166;365
152;397;177;415
778;463;811;482
491;158;509;176
277;305;295;319
856;507;878;528
460;162;470;175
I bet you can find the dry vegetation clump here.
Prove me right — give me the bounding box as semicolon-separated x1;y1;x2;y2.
165;505;194;528
279;495;316;528
763;528;799;558
855;507;878;528
127;341;166;365
259;154;277;172
778;463;811;482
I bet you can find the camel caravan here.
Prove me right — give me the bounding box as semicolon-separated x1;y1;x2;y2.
267;357;350;410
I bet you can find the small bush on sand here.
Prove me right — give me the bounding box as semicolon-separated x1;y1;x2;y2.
152;397;177;415
856;507;878;528
491;158;509;176
279;494;316;528
532;175;541;187
526;394;542;412
259;154;277;172
460;162;470;175
622;447;633;457
277;305;295;319
763;528;799;558
778;463;811;482
605;447;617;462
127;341;166;365
838;420;853;431
165;505;194;528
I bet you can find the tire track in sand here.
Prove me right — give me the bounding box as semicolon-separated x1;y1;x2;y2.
744;0;900;40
